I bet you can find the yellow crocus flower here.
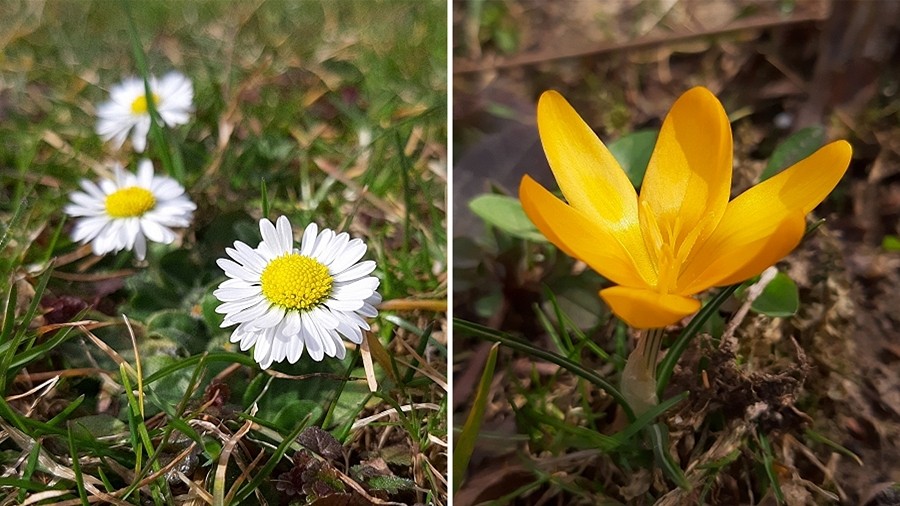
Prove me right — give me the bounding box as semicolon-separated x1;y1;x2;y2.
520;87;852;329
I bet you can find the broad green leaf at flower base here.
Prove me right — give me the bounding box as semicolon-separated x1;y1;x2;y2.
761;126;825;182
468;194;548;242
608;129;658;188
750;272;799;317
520;87;852;328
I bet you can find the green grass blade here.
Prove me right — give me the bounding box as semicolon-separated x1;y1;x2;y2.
803;428;863;466
143;351;255;384
455;318;635;421
40;216;67;267
610;391;688;445
19;439;44;503
516;402;618;451
649;422;691;490
231;415;311;503
453;342;499;492
394;131;413;255
758;432;785;505
1;267;53;391
1;282;17;343
0;477;64;493
121;0;183;181
66;423;90;505
46;395;86;427
402;320;435;384
260;179;270;217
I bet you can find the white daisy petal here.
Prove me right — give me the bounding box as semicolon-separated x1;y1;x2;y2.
325;298;365;312
140;219;175;244
333;276;380;296
300;222;318;256
255;305;286;329
328;238;366;272
133;232;147;260
218;278;253;290
259;219;281;253
286;336;305;363
304;326;325;362
328;330;347;360
306;312;336;358
130;118;151;153
358;302;379;318
216;259;258;283
336;319;364;344
319;232;349;266
281;311;303;336
220;298;269;323
227;242;267;274
254;334;274;369
275;215;294;253
333;261;377;282
213;284;261;301
311;229;335;259
365;292;383;306
213;216;380;369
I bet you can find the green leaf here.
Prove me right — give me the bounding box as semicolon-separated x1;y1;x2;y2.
455;319;634;420
758;432;785;505
468;194;547;242
608;129;658;188
656;285;740;397
146;309;209;355
751;272;799;317
453;342;499;492
69;414;127;440
649;423;691;490
882;235;900;252
760;126;825;182
367;475;416;494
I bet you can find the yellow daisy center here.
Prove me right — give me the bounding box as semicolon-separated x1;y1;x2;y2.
130;93;159;115
260;253;333;310
105;187;157;218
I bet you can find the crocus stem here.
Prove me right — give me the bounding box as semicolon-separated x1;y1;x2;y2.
621;328;664;415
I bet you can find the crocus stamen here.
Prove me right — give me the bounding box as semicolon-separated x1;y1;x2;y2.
640;201;718;295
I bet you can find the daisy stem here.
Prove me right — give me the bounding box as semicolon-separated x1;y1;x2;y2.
621;328;664;416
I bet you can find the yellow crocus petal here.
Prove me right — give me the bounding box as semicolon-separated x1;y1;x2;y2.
728;140;852;216
600;286;701;329
536;91;655;281
520;176;653;289
678;140;851;293
537;91;640;231
678;211;805;294
640;87;733;248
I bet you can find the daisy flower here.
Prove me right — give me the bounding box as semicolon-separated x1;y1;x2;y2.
64;160;196;260
213;216;381;369
96;71;194;152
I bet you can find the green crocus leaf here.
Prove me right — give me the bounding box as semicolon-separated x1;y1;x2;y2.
761;126;825;182
468;194;547;242
608;129;658;188
751;272;799;317
882;235;900;252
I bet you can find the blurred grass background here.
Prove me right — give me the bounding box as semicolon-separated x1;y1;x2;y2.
0;1;447;504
